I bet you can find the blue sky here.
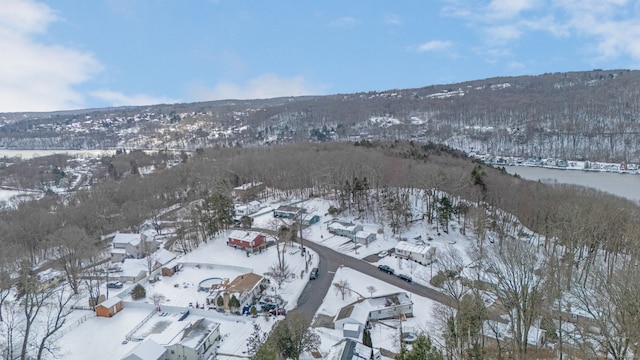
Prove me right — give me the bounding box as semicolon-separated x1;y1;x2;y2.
1;0;640;112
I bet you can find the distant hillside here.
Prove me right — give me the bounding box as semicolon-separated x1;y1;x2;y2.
1;69;639;162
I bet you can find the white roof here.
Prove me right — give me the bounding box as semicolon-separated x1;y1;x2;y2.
121;258;148;278
228;230;262;242
234;182;262;190
394;241;431;255
113;233;142;246
343;323;360;332
355;231;374;238
121;339;165;360
154;249;176;266
329;221;359;231
98;296;122;309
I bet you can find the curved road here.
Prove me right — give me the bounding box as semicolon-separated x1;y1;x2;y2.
249;227;456;321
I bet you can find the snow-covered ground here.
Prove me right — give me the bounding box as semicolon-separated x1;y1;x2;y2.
53;194;483;359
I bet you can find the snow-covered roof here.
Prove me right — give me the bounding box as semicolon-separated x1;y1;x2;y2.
326;338;375;360
121;259;148;278
121;339;165;360
328;221;359;231
228;230;263;242
154;249;176;266
97;296;122;309
234;182;263;191
113;233;142;246
394;241;431;255
355;231;374;239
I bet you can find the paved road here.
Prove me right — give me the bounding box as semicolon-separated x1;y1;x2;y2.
248;227;457;321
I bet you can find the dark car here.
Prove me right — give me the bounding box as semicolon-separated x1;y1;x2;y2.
260;303;277;312
377;265;395;275
107;281;123;289
309;267;319;280
397;274;413;283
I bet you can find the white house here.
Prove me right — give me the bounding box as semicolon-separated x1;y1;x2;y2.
334;292;413;338
164;318;220;360
394;241;436;265
121;339;166;360
111;233;156;262
326;338;382;360
327;221;363;239
234;201;261;219
354;231;376;246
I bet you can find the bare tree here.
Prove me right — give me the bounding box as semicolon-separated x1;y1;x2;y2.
333;279;351;300
483;239;548;360
34;284;76;360
268;262;292;289
49;226;95;294
366;285;377;298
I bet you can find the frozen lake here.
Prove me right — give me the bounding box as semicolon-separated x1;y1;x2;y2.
505;165;640;203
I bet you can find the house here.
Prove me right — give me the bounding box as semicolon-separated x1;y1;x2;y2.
206;272;267;311
118;258;148;283
234;201;261;219
394;241;436;265
233;182;265;199
111;233;156;262
483;320;546;348
334;292;413;338
327;221;363;239
227;230;266;253
164;318;220;360
301;214;320;226
273;205;304;219
326;338;382;360
121;339;166;360
153;248;177;270
95;296;123;317
354;231;376;246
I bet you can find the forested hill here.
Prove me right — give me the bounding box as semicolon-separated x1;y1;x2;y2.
2;69;640;162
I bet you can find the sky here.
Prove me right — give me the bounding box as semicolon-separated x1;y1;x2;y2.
1;0;640;112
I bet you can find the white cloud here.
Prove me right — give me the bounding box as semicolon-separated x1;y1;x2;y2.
90;90;178;107
329;16;357;28
416;40;453;53
0;0;102;112
187;74;325;101
383;13;403;26
443;0;640;62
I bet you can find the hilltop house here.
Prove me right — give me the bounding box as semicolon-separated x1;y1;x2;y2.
227;230;266;253
334;292;413;338
111;233;157;262
327;220;363;240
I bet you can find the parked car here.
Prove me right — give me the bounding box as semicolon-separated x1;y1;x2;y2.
261;303;277;312
377;265;395;275
377;251;389;258
397;274;412;283
107;281;123;289
269;308;286;316
309;267;319;280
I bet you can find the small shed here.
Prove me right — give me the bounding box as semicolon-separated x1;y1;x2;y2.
96;296;123;318
302;214;320;226
354;231;376;246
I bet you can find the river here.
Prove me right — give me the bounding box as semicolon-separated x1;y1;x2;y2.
505;165;640;203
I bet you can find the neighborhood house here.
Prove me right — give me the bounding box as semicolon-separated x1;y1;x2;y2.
111;233;157;262
393;241;436;265
327;221;363;240
273;205;304;219
233;182;265;199
334;292;413;338
227;230;267;253
234;200;261;219
206;272;267;311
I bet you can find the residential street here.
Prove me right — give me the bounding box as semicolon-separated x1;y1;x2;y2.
249;227;457;322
